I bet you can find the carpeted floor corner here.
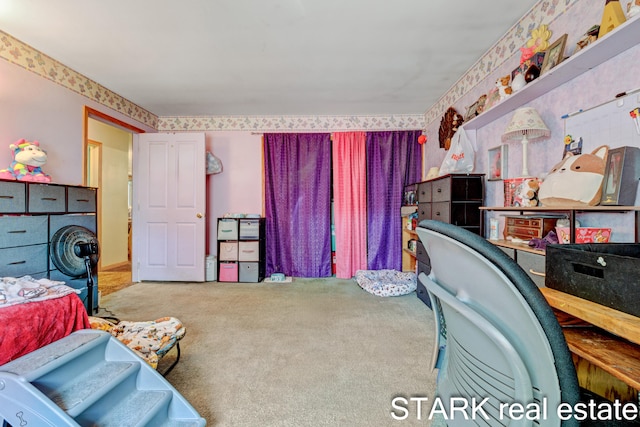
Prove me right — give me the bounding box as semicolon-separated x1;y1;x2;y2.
100;277;439;426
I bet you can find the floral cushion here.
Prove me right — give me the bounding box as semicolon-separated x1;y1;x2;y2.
354;269;417;297
88;316;185;369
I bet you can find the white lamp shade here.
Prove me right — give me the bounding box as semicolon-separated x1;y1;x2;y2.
502;107;551;142
502;107;550;177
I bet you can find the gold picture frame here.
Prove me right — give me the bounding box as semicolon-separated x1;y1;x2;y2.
540;34;568;75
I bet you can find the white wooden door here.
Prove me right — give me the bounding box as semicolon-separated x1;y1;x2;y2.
133;133;206;282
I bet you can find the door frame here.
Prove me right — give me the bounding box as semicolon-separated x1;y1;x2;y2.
82;107;145;270
86;139;103;270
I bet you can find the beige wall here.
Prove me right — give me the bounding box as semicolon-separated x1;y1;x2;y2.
88;119;132;268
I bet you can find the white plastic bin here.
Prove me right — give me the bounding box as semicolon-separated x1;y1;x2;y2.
206;254;216;281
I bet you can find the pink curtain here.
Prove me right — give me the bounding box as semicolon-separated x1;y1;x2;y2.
332;132;367;278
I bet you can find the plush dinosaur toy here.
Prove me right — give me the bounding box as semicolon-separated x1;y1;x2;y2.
0;139;52;182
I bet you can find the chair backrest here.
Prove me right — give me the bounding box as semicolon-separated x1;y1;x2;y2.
416;220;579;427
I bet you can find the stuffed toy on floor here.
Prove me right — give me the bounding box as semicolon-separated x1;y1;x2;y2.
0;139;51;182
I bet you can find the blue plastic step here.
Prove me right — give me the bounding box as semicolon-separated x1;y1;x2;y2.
0;329;205;427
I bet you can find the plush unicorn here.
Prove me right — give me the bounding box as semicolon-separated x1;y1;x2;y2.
0;139;51;182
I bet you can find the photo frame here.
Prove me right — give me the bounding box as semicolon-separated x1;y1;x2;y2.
464;101;480;121
600;146;640;206
540;34;568;75
488;144;508;181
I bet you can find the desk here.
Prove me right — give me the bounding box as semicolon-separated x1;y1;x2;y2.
541;288;640;402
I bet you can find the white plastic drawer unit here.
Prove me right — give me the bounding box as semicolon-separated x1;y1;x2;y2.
218;241;238;261
238;241;260;261
239;219;261;240
217;219;238;240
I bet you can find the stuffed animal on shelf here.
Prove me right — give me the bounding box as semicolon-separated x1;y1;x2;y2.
538;145;609;207
0;139;52;182
513;179;540;207
496;75;513;100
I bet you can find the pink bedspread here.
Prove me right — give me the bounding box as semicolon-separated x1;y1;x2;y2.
0;293;90;365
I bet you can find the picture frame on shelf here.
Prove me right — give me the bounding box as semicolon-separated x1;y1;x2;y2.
464;100;480;121
540;34;568;75
600;146;640;206
488;144;508;181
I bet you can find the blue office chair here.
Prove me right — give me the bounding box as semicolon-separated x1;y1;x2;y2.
416;220;580;427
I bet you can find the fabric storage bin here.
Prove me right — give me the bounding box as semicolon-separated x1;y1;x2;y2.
239;219;262;240
67;186;97;213
546;243;640;316
238;241;260;261
218;262;238;282
218;241;238;261
27;183;66;213
217;218;238;240
0;181;26;213
239;262;261;282
0;244;48;277
0;215;48;248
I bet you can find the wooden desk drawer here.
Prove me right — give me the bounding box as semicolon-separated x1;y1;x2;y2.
505;225;544;239
503;216;558;241
507;217;542;227
0;216;48;249
0;181;26;213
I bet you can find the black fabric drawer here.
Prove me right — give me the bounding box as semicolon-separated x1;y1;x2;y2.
417;181;432;203
417;203;431;223
416;241;430;266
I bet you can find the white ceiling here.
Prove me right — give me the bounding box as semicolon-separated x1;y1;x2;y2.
0;0;539;117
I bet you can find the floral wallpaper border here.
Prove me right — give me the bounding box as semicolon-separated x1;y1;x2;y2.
424;0;579;127
0;30;159;129
1;0;579;132
157;115;425;132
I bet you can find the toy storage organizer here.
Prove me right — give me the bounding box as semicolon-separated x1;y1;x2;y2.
217;218;266;282
0;180;98;314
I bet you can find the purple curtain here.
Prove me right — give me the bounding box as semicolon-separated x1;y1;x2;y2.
366;130;422;270
264;133;332;277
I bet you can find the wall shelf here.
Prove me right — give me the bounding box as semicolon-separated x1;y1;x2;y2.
480;205;640;243
464;14;640;130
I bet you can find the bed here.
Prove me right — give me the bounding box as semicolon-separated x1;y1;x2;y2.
0;277;90;366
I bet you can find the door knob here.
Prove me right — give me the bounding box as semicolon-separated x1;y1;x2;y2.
196;213;203;218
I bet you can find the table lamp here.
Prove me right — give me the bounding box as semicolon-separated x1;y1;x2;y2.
502;107;550;176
